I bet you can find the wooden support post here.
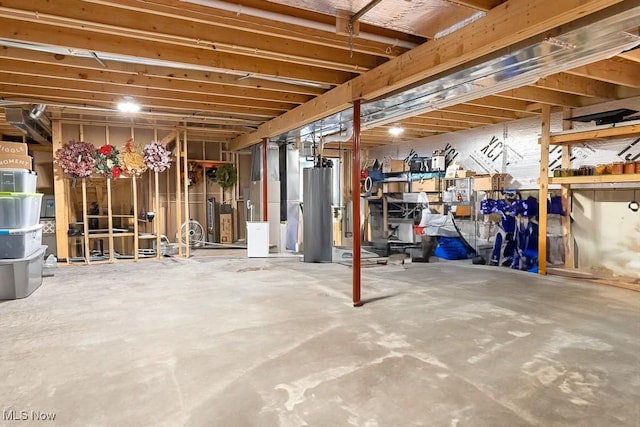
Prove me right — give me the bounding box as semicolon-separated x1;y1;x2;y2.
183;129;190;257
81;124;91;264
262;137;268;222
201;141;207;242
175;131;182;256
153;128;164;258
561;108;575;268
52;119;70;262
538;104;551;275
155;172;161;259
382;193;388;242
81;179;90;265
133;175;139;261
107;177;114;263
352;99;362;307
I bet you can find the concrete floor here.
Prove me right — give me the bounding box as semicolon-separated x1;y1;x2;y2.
1;255;639;426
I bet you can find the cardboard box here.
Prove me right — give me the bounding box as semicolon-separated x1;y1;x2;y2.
412;178;438;192
220;213;233;243
0;141;28;156
454;205;472;217
473;173;508;191
383;159;406;173
456;169;476;178
384;182;405;193
427;193;441;204
0;154;33;170
473;175;494;191
32;150;54;190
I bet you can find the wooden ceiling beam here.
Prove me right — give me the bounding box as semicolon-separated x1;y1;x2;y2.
400;118;473;132
401;123;469;133
0;0;384;73
0;58;313;105
0;17;354;86
566;58;640;88
464;96;538;114
51;109;260;128
441;104;523;120
0;85;279;119
420;110;509;125
353;0;626;101
231;0;628;149
0;72;295;112
364;129;438;139
535;73;620;98
86;0;409;58
0;46;326;97
494;86;585;107
444;0;506;11
617;49;640;63
219;0;423;46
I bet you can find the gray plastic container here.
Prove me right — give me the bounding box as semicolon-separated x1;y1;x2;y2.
0;223;44;258
0;245;46;299
0;192;43;229
0;169;37;193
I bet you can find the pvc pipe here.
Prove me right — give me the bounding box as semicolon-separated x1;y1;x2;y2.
182;0;418;49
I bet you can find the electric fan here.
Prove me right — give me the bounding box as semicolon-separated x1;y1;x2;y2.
179;220;205;247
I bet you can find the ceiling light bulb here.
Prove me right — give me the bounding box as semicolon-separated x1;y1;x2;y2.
117;96;140;113
388;124;404;137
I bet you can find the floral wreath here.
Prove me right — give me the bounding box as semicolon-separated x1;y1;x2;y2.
55;140;96;179
216;164;237;189
143;141;172;172
94;144;122;179
119;138;147;177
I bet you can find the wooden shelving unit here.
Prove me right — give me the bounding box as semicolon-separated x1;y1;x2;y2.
539;113;639;287
549;174;640;185
547;120;640;145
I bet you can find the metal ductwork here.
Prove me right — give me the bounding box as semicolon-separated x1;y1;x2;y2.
5;105;52;144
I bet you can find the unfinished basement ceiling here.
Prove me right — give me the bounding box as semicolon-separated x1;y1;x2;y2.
0;0;639;149
252;0;490;38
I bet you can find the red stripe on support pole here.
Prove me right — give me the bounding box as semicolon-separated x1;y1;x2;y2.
262;138;268;222
352;100;362;307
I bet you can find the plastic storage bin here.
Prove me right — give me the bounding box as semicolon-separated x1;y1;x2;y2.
0;169;37;193
0;245;46;299
0;224;44;259
0;192;43;229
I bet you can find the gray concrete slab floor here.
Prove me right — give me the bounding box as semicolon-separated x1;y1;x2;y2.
0;257;639;426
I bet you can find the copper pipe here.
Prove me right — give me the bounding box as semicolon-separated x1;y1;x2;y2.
262;137;268;222
352;100;362;307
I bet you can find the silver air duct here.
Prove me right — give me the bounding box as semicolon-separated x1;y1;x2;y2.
5;106;51;144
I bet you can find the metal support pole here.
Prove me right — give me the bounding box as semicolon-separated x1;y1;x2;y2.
262;137;268;222
352;100;362;307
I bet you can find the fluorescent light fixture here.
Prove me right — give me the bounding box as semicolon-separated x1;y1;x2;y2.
388;124;405;137
117;96;140;113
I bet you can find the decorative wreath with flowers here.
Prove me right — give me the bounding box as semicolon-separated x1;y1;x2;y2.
143;141;172;173
94;144;122;179
119;138;147;177
54;140;96;179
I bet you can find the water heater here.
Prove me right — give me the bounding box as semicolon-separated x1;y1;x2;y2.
303;167;333;262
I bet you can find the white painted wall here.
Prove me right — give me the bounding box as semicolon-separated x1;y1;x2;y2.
573;189;640;278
